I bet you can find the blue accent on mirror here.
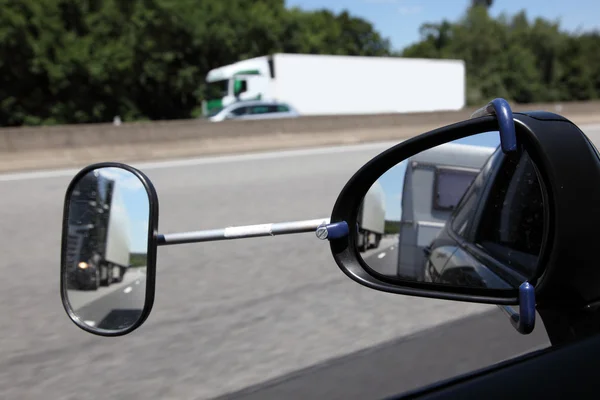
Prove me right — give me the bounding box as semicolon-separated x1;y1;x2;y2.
324;221;350;240
470;98;517;154
498;281;536;335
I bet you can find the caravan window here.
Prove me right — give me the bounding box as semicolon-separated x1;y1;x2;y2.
433;167;479;211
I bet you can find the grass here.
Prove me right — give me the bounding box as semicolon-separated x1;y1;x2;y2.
129;253;147;267
384;220;400;234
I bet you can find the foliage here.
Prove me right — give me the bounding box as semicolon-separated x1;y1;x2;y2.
129;253;147;268
401;5;600;105
384;220;400;235
2;0;599;125
0;0;390;126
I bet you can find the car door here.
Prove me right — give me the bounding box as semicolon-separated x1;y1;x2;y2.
237;104;296;120
438;147;546;289
423;167;485;282
224;105;251;120
236;104;274;120
424;147;500;283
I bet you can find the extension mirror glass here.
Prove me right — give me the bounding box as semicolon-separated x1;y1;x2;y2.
355;131;548;292
60;165;158;335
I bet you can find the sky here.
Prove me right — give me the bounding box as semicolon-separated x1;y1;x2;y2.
285;0;600;51
99;168;150;254
377;131;500;221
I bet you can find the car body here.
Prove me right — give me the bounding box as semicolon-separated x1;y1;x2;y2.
206;100;300;122
423;143;545;290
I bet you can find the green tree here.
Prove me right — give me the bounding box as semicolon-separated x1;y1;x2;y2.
0;0;392;126
402;4;600;105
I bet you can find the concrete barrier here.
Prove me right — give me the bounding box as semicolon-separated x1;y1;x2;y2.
0;100;598;173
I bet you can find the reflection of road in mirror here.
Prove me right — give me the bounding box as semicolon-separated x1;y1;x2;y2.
67;266;146;330
361;235;400;276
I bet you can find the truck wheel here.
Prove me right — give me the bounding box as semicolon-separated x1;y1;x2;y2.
357;232;367;252
375;234;382;248
100;264;112;286
87;269;99;291
113;266;123;283
368;233;377;249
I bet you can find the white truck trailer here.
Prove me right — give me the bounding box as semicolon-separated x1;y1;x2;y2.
66;171;132;290
357;180;386;252
202;53;466;118
103;177;132;284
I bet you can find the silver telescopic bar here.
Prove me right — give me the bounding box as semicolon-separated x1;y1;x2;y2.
157;218;331;246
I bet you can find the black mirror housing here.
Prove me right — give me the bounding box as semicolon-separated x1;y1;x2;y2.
60;162;160;336
327;111;600;311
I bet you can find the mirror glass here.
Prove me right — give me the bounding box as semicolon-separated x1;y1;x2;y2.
63;167;151;332
356;131;546;290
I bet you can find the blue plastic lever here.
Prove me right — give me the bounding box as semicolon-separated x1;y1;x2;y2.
471;98;517;154
316;221;349;240
498;281;536;335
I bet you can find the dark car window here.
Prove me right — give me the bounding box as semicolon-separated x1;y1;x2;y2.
474;150;545;277
450;146;501;238
277;104;290;112
229;106;249;116
249;105;271;114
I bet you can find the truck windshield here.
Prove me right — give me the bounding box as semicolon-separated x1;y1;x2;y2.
205;80;229;100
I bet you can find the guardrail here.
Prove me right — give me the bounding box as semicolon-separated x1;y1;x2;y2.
1;101;599;153
0;100;598;173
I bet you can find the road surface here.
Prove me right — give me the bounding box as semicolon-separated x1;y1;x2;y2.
73;274;147;330
67;267;147;312
360;236;400;276
2;124;600;399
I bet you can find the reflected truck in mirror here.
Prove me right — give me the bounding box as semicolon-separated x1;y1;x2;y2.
66;170;131;291
356;180;386;252
397;141;494;281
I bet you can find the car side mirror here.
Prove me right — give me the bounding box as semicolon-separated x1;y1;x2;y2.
324;99;557;335
60;163;159;336
58;98;600;343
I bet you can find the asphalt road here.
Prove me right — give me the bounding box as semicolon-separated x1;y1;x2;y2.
74;274;147;330
2;124;600;400
67;267;147;312
360;237;400;276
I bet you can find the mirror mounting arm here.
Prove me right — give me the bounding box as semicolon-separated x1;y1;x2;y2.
470;98;518;154
498;281;536;335
157;218;331;245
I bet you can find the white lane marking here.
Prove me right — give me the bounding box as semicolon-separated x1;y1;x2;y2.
124;286;132;294
84;320;96;326
0;140;403;182
135;280;140;285
378;252;386;259
390;246;395;250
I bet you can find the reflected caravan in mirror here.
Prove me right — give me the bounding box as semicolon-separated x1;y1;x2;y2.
61;166;154;333
355;131;548;290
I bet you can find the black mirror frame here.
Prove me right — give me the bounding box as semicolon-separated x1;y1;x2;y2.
327;114;557;306
59;162;159;336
